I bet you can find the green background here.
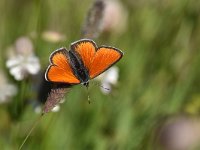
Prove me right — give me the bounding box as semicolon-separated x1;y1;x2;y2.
0;0;200;149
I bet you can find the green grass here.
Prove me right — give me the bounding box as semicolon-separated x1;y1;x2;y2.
0;0;200;149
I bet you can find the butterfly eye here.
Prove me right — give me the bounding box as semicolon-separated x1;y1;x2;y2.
83;82;89;87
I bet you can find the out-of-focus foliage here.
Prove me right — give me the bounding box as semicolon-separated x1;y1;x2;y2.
0;0;200;149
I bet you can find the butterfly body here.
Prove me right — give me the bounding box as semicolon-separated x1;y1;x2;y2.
68;50;90;85
45;39;123;86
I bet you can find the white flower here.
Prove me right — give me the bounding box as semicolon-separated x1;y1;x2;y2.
6;37;41;81
34;105;42;114
42;31;66;43
6;55;40;80
34;104;60;114
102;0;128;34
0;71;17;103
96;66;119;94
51;105;60;112
15;37;33;55
34;98;64;114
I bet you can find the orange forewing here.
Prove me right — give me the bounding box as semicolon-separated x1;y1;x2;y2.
71;40;96;70
45;48;80;84
89;47;123;78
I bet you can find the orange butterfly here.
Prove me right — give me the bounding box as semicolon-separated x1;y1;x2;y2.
45;39;123;87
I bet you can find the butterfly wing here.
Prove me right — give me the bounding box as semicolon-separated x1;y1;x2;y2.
70;39;96;70
45;48;80;84
70;39;123;79
89;46;123;78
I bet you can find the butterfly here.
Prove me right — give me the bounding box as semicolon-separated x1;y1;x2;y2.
45;39;123;87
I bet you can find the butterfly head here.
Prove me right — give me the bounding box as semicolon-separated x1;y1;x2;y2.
82;81;89;88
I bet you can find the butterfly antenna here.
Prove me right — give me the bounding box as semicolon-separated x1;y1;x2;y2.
99;84;110;91
19;114;44;150
91;81;110;91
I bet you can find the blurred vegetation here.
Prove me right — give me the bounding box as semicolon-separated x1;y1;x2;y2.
0;0;200;149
